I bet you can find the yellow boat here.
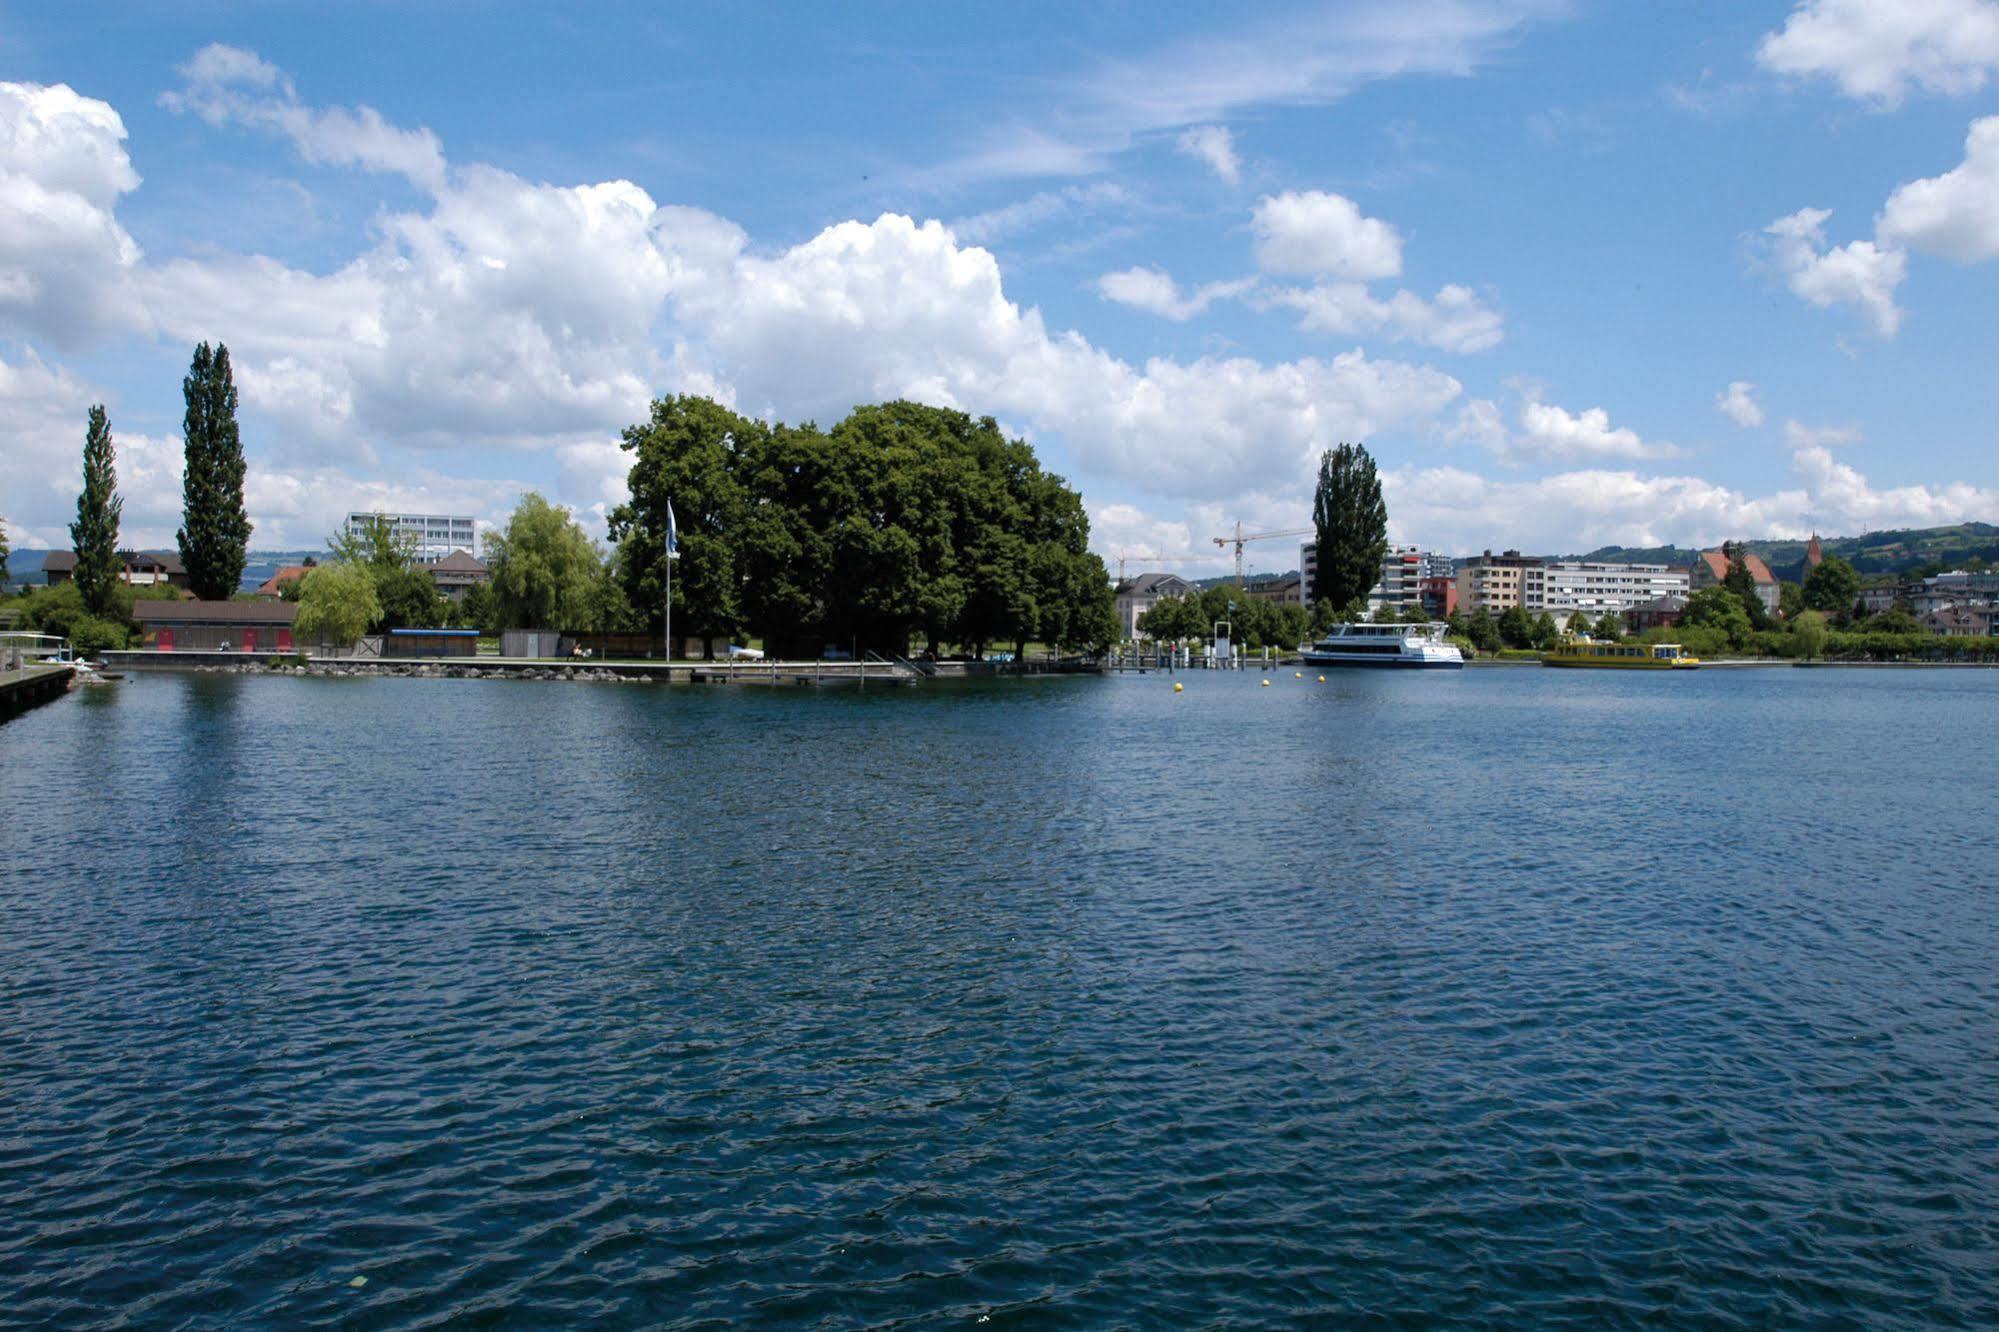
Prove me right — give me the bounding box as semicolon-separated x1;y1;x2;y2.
1542;638;1701;669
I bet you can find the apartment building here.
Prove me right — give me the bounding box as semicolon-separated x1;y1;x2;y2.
1456;550;1543;612
1538;562;1690;614
344;512;479;564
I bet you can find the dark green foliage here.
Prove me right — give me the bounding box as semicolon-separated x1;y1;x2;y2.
457;580;499;634
1681;586;1753;648
1868;603;1921;635
1802;554;1860;616
1593;611;1624;641
1722;547;1769;629
1465;606;1501;652
375;566;447;631
1531;611;1560;650
1497;604;1533;649
1778;581;1805;620
71;405;123;616
177;343;253;600
1310;443;1388;611
1138;591;1305;650
611;396;1114;656
0;517;9;586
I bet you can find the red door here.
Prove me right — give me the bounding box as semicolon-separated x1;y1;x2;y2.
277;629;293;653
158;628;174;652
242;628;259;653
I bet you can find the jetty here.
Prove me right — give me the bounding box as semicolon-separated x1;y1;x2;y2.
0;659;73;721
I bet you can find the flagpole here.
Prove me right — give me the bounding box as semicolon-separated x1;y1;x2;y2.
664;544;672;664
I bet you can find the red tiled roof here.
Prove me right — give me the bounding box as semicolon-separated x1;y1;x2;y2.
1698;549;1776;585
256;565;310;596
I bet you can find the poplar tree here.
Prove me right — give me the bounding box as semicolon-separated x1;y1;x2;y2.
71;404;124;616
1310;442;1389;614
0;517;10;588
177;342;253;600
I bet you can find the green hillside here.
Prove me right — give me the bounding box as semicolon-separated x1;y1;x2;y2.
1576;523;1999;580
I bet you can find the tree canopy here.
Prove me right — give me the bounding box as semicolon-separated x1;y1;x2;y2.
71;404;123;617
610;396;1115;656
177;342;253;599
294;562;381;648
1310;442;1388;613
1802;554;1860;617
488;492;607;632
1681;585;1753;648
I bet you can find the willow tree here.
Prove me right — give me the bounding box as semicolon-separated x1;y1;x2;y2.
486;492;604;630
177;342;253;600
1310;442;1388;614
71;405;124;616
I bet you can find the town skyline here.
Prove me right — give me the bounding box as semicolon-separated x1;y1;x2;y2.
5;2;1999;572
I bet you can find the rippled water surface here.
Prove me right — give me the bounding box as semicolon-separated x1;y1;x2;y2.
3;667;1997;1327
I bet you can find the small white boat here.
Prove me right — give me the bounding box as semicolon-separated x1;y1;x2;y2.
1300;622;1465;669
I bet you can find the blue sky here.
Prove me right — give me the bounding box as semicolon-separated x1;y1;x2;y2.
4;1;1998;571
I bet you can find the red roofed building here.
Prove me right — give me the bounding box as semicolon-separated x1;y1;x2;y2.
1804;533;1824;578
256;565;312;598
1691;543;1781;617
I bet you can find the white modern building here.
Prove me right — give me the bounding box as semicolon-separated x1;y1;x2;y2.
1369;546;1454;612
1298;542;1452;611
1537;562;1690;615
344;512;479;564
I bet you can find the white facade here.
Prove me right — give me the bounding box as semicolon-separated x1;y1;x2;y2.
1368;546;1454;611
1536;562;1688;614
345;512;478;564
1300;541;1452;610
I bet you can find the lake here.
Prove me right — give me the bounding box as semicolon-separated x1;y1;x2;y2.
2;667;1995;1326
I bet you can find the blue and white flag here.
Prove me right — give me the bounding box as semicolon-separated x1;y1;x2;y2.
666;499;680;560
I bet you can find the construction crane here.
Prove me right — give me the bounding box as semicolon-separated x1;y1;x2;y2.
1213;522;1314;586
1112;551;1209;583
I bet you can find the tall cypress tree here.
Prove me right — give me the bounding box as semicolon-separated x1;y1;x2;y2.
71;404;124;616
177;342;253;600
0;517;11;589
1310;441;1389;614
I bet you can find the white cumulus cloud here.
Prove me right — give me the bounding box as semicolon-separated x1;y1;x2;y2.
1757;0;1999;107
1095;266;1252;321
1252;190;1403;280
1764;206;1908;336
1716;380;1765;427
0;81;145;347
1878;115;1999;261
1175;125;1241;183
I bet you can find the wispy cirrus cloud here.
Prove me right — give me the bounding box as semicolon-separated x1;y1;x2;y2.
936;0;1564;182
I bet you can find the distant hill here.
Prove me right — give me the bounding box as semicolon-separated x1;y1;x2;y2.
1574;523;1999;581
6;548;329;593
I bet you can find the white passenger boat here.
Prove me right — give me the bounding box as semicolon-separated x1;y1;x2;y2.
1300;622;1465;669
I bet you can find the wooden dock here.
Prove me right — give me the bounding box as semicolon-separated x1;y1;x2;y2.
0;662;74;722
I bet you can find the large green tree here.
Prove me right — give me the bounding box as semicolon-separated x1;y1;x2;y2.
609;395;757;654
1310;442;1388;612
294;562;381;648
327;515;443;631
1682;585;1753;648
177;342;253;599
611;396;1113;657
71;405;124;616
487;492;605;631
1722;547;1769;630
1802;554;1860;617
